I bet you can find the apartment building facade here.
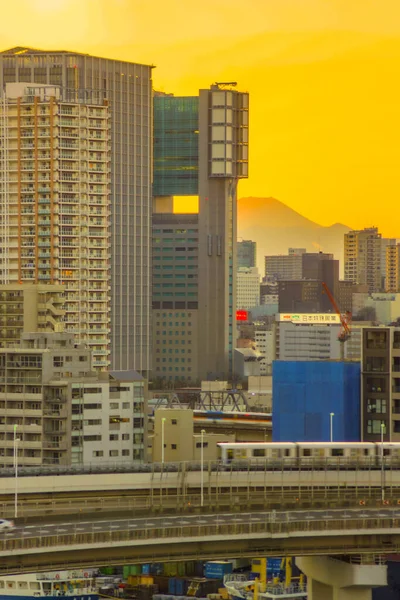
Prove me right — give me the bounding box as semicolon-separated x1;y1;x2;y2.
361;327;400;441
0;47;153;374
0;83;110;369
0;332;146;467
344;227;382;293
0;283;65;347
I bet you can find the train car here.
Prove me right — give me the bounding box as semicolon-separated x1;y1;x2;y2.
218;442;297;466
296;442;376;468
377;442;400;466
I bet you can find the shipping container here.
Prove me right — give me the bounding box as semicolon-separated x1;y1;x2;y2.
130;565;141;575
204;562;233;579
142;564;151;575
168;579;176;595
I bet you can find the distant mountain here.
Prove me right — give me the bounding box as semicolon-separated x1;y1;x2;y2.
237;197;350;276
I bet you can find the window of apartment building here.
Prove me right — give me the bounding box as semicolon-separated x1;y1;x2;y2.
367;420;386;434
93;450;104;457
122;434;130;440
122;449;130;456
366;377;386;393
171;444;177;450
394;421;400;434
109;434;119;441
66;356;73;363
79;356;87;362
367;398;387;414
366;357;386;373
84;403;102;410
122;402;130;409
171;419;177;425
110;402;119;409
366;330;387;350
84;435;102;441
84;419;102;426
196;442;208;449
109;450;119;457
133;418;144;428
83;387;102;394
53;357;64;367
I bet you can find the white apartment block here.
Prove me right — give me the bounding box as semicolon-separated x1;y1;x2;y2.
237;267;260;310
71;373;146;466
0;83;111;370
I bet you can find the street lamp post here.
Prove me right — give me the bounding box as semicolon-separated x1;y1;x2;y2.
13;424;19;519
201;429;206;508
381;422;385;502
161;417;166;464
330;412;334;443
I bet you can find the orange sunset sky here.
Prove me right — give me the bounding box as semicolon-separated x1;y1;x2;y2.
2;0;400;235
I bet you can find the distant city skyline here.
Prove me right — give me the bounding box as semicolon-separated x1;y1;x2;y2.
1;0;399;236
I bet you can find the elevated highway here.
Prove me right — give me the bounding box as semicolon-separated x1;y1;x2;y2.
1;508;400;575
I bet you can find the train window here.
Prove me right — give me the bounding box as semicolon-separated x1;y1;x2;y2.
284;449;291;457
383;449;391;456
332;449;344;457
364;449;370;456
302;449;311;457
253;449;265;457
272;449;282;458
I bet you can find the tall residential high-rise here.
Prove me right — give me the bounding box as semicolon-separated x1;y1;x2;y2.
0;83;110;369
386;244;400;292
0;47;153;374
265;250;303;280
344;227;382;293
237;240;256;269
153;84;249;381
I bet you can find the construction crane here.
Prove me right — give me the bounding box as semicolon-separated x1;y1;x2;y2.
322;282;352;360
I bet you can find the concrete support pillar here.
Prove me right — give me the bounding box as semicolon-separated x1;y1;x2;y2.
297;556;386;600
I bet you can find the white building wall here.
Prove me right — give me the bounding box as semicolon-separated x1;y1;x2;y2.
237;267;260;310
71;380;145;466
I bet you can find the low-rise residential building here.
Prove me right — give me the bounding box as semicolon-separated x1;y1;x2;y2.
0;332;146;467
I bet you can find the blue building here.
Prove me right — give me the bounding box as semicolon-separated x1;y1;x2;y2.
272;361;361;442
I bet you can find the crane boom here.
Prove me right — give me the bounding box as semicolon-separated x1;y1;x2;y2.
321;282;351;342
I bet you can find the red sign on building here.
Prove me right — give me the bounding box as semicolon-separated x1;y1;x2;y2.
236;310;248;321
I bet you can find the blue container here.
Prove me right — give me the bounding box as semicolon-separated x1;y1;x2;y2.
142;564;151;575
204;561;233;579
267;559;282;576
168;578;176;595
175;579;186;595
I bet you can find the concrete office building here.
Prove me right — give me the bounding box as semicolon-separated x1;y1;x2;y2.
0;283;65;348
344;227;382;293
152;214;199;382
237;267;260;310
0;82;110;369
265;251;303;281
152;408;234;463
274;313;363;361
237;239;256;269
0;47;153;373
153;84;249;380
361;326;400;442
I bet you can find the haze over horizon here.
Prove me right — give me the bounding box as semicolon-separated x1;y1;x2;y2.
2;0;400;237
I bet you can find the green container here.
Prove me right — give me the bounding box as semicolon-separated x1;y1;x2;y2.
101;567;114;576
130;565;140;575
123;566;131;579
186;562;195;576
177;563;185;577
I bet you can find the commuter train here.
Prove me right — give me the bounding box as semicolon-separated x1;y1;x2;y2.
217;441;400;468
